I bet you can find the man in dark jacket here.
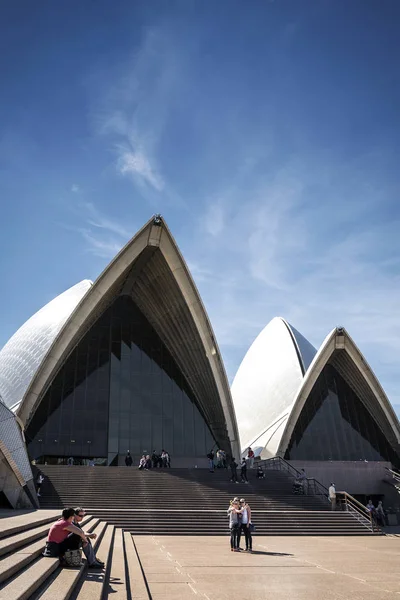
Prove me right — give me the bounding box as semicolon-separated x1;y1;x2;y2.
230;458;238;483
125;452;133;466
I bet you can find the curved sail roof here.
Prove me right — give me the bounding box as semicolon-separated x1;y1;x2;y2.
17;216;240;458
233;318;400;460
0;280;92;411
278;327;400;457
231;317;317;456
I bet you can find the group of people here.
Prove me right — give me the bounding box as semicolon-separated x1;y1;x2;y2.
227;497;253;552
43;507;104;568
125;450;171;469
293;469;308;494
366;499;386;526
229;457;264;483
207;448;228;470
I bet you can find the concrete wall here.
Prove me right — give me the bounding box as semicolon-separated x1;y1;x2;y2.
289;460;392;496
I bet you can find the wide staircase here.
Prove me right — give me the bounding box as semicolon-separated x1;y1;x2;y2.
0;465;379;599
0;510;148;599
36;464;374;536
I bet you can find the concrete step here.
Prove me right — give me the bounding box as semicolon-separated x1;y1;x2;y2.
0;517;95;586
104;529;128;600
69;525;114;600
0;512;60;541
123;533;150;600
0;523;55;558
0;555;60;600
34;520;107;600
35;466;375;537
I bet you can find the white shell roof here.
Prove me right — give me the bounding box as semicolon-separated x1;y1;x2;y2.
231;317;317;456
0;280;92;411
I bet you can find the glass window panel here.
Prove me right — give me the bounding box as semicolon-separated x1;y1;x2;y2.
286;364;399;463
27;294;217;463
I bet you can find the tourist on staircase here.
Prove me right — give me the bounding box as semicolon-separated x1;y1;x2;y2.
72;507;104;569
36;472;45;496
298;468;307;494
207;449;215;472
151;450;159;468
230;457;239;483
366;499;377;525
328;483;336;510
138;455;147;470
238;498;253;553
256;465;265;479
125;452;133;466
247;447;255;469
240;458;249;483
43;508;88;561
376;500;386;527
161;449;171;467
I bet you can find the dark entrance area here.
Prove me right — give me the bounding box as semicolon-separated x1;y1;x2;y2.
26;295;216;464
285;364;400;464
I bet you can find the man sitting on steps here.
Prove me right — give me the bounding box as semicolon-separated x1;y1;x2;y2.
72;507;104;569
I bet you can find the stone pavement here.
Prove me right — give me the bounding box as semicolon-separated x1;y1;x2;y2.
134;534;400;600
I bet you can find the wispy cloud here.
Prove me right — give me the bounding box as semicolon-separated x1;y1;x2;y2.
64;201;133;259
82;202;133;239
118;149;164;191
92;28;181;199
71;184;80;193
181;151;400;413
79;229;125;259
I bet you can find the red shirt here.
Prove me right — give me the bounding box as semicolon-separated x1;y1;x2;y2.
47;519;71;543
248;450;254;458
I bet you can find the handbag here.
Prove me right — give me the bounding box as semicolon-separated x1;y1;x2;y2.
249;523;255;532
63;548;83;567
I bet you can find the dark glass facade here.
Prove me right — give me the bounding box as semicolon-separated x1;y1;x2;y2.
285;364;399;464
26;295;216;462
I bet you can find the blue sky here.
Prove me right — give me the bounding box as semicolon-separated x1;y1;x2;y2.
1;1;400;413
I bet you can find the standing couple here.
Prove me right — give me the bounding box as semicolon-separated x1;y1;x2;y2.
227;497;252;552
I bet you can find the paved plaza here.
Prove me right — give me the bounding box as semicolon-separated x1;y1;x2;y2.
133;534;400;600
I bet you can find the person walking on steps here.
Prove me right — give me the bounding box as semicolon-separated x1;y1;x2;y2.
230;457;239;483
125;452;133;466
329;483;336;510
207;449;215;472
36;473;45;496
151;450;159;469
237;498;253;552
240;458;249;483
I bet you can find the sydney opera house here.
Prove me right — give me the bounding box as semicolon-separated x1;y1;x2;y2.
1;215;400;507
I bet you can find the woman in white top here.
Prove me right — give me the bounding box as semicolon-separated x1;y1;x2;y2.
238;498;252;552
227;500;243;552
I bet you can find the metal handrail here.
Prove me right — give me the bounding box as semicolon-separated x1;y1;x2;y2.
259;456;377;531
259;456;329;496
336;491;375;532
306;477;329;497
385;467;400;483
259;456;303;479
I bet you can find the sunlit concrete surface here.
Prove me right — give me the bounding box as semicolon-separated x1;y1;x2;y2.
134;534;400;600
